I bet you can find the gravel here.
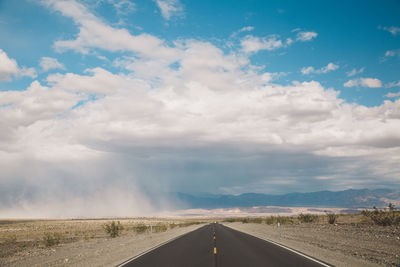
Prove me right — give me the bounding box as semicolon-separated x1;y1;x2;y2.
224;222;400;267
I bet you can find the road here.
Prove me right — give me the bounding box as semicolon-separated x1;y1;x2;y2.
121;223;329;267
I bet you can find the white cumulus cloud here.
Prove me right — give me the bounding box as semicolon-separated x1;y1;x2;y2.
296;31;318;42
346;67;365;77
241;35;283;53
42;0;178;60
0;49;36;81
301;62;339;75
238;26;255;33
344;78;382;88
40;57;65;72
385;92;400;98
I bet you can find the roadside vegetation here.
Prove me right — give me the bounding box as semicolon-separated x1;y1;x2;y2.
103;221;124;238
297;213;318;223
222;204;400;226
326;213;338;224
0;218;205;259
43;232;63;247
361;203;400;226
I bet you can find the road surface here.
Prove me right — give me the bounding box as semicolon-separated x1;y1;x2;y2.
121;223;329;267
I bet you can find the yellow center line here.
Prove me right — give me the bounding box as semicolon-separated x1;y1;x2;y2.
214;247;217;254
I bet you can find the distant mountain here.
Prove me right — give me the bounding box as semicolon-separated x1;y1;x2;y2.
173;189;400;209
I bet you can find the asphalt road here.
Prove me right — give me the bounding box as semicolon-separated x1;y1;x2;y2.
121;223;328;267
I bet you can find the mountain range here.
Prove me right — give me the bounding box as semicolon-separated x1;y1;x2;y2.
173;189;400;209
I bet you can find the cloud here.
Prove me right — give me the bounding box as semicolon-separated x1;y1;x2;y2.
0;80;80;128
296;31;318;42
385;92;400;98
0;48;36;81
42;0;178;60
230;26;255;39
241;35;283;53
344;78;382;88
108;0;135;15
40;57;65;72
301;62;339;75
154;0;184;20
386;81;400;88
285;38;293;46
385;49;400;58
382;26;400;36
46;67;132;94
238;26;254;33
1;0;400;217
239;29;318;53
346;67;365;77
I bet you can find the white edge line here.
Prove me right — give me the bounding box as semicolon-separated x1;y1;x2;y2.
223;224;331;267
116;224;206;267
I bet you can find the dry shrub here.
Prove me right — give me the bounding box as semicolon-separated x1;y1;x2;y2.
277;216;293;225
103;221;123;238
43;232;62;247
327;213;339;224
133;223;148;234
153;223;168;233
298;213;318;223
362;204;400;226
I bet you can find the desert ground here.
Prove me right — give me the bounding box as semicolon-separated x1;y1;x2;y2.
0;212;399;266
223;213;400;267
0;218;206;266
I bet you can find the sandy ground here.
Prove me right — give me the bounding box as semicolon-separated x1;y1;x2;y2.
224;222;400;267
2;215;399;266
0;219;204;266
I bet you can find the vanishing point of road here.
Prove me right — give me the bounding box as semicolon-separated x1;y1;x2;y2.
120;223;330;267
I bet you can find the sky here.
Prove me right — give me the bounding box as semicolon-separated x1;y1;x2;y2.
0;0;399;217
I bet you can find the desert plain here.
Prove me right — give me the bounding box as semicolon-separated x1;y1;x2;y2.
0;212;399;267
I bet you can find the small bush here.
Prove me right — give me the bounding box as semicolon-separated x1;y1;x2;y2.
298;213;318;223
134;223;148;234
362;204;400;226
327;213;338;224
277;216;294;225
43;232;62;247
265;216;276;225
103;221;123;238
153;223;168;233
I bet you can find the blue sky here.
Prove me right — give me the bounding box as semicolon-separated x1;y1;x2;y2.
0;0;399;217
2;0;400;105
